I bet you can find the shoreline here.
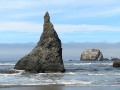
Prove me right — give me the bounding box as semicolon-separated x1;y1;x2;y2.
0;86;120;90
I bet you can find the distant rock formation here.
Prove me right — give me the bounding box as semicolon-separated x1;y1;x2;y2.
111;57;120;61
14;12;65;73
113;60;120;67
103;58;110;61
113;59;120;67
80;49;103;61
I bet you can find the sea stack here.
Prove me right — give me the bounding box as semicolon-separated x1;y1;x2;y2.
113;59;120;67
14;12;65;73
80;49;103;61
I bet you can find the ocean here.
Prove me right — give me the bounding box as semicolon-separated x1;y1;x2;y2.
0;60;120;87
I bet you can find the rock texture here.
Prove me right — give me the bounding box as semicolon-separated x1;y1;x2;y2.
113;59;120;67
80;49;103;61
111;57;120;61
14;12;65;73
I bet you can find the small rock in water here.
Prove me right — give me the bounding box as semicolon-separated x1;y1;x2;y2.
80;49;103;61
103;58;110;61
113;60;120;67
14;12;65;73
0;70;19;74
111;57;120;61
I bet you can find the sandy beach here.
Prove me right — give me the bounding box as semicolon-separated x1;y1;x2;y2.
0;86;120;90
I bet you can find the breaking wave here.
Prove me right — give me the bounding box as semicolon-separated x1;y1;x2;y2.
0;63;15;66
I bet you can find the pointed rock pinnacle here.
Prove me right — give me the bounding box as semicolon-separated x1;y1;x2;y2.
44;12;50;23
14;12;65;73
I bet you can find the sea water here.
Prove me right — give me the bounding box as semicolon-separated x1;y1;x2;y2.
0;60;120;87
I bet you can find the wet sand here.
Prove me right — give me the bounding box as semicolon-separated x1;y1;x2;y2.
0;86;120;90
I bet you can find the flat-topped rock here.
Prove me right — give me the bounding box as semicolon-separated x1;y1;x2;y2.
14;12;65;73
80;49;103;61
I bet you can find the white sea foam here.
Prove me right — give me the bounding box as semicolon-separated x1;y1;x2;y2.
65;62;112;66
0;70;24;76
65;72;76;75
55;80;93;86
12;80;92;86
0;63;15;66
65;63;92;66
87;73;120;76
87;73;107;76
38;73;63;75
37;72;77;76
101;63;113;66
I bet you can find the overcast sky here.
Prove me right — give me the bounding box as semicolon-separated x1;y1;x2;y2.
0;0;120;43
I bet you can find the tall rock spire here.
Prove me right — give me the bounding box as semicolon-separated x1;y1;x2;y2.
44;12;50;23
14;12;65;73
42;12;54;32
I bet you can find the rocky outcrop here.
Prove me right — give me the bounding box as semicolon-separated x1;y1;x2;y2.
111;57;120;61
14;12;65;73
103;58;110;61
113;59;120;67
80;49;103;61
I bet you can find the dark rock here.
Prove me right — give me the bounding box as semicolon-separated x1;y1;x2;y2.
111;57;120;61
68;59;74;61
112;58;120;67
103;58;110;61
14;12;65;73
80;49;103;61
113;60;120;67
